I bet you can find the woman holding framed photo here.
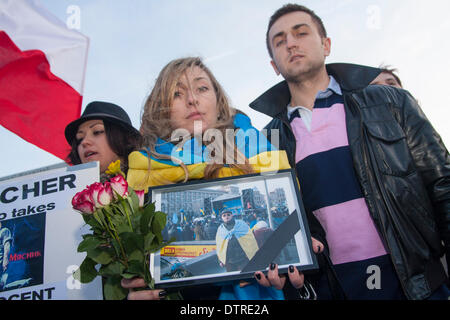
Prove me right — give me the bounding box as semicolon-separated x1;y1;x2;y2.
123;57;323;300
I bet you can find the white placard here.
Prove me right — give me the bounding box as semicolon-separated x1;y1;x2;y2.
0;162;103;300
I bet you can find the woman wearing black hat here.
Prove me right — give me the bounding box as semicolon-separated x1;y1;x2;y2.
64;101;143;176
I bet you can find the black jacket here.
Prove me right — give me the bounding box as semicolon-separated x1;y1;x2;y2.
249;63;450;300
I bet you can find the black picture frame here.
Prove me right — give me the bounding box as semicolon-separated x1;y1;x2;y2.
148;169;318;289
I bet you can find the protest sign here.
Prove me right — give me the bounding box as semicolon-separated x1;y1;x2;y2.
0;162;102;300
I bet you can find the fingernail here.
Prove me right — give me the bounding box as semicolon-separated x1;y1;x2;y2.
255;273;261;280
270;263;276;270
158;290;167;299
289;265;295;273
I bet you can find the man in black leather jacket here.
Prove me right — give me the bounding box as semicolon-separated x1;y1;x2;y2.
250;3;449;300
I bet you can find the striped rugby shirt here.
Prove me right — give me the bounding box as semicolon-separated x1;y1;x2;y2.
289;76;387;265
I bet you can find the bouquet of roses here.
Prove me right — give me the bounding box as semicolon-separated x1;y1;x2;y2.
72;161;173;300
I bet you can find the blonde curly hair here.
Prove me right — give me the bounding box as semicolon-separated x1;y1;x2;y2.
139;57;253;183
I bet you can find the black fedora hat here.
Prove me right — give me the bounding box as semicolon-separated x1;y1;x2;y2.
64;101;140;144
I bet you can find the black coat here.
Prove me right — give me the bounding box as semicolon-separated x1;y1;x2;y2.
249;63;450;300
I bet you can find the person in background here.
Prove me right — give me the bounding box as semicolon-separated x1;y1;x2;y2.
65;101;143;178
182;223;195;241
205;217;220;240
193;221;207;241
250;3;449;300
370;65;403;88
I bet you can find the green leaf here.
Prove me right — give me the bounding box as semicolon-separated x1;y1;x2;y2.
148;241;172;255
120;232;144;253
155;210;167;228
110;213;127;231
74;257;98;283
151;211;167;242
98;261;126;277
128;249;145;264
77;236;103;252
101;205;113;216
87;247;113;265
144;233;155;252
116;222;133;235
126;260;145;275
82;233;93;240
109;238;122;256
92;210;104;227
103;276;128;300
127;189;140;213
146;202;156;212
83;214;103;230
140;203;155;234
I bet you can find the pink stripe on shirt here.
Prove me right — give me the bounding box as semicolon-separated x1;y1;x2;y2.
313;198;387;264
293;103;348;163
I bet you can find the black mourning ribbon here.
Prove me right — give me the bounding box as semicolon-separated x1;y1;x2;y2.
241;210;300;273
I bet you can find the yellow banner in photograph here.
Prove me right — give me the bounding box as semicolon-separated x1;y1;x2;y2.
161;245;216;258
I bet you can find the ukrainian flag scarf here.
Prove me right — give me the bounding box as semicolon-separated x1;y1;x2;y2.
127;113;290;190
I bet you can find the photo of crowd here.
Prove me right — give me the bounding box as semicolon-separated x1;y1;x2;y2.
150;171;315;288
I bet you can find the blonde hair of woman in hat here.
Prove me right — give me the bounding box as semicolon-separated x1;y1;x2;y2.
124;57;324;300
65;101;143;178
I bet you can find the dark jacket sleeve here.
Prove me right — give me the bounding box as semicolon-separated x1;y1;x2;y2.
397;89;450;267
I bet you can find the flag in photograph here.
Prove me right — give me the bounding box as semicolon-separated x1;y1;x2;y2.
0;0;89;160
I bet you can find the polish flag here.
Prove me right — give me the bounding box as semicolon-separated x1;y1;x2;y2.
0;0;89;160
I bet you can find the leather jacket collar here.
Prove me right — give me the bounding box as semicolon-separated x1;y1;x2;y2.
249;63;381;119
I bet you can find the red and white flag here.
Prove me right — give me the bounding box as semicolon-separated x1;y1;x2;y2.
0;0;89;160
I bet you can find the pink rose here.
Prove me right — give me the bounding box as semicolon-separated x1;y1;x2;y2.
110;175;128;199
89;182;113;208
72;189;95;214
98;182;113;207
135;189;145;207
88;182;103;208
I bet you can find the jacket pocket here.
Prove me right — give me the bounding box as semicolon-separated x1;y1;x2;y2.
364;120;414;176
399;181;443;257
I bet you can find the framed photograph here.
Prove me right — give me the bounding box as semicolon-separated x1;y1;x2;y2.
149;169;318;289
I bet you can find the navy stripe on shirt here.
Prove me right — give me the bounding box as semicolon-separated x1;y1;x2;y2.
295;146;363;212
314;93;344;109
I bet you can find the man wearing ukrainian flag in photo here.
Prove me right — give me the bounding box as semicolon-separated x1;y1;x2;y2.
123;57;322;300
216;209;258;273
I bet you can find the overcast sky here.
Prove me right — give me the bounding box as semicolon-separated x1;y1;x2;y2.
1;0;449;178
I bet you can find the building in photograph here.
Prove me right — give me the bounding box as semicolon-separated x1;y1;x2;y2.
211;193;243;217
161;188;224;221
268;188;287;208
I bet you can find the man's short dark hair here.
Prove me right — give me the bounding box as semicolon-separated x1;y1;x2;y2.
266;3;327;58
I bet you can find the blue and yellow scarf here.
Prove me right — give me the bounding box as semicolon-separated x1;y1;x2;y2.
127;113;290;190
